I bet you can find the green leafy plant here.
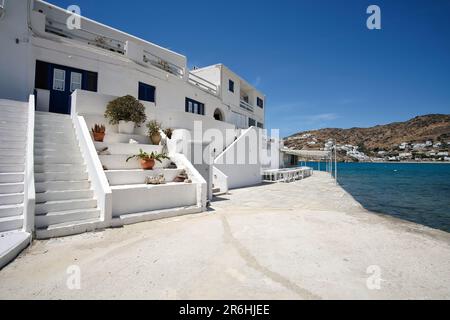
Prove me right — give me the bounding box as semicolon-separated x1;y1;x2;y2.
126;149;170;163
91;124;106;134
146;120;161;136
104;95;147;126
163;128;173;139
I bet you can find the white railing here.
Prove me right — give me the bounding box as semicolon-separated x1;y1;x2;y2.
188;73;219;96
171;154;208;210
71;94;112;225
45;17;126;54
240;100;254;112
23;94;36;234
143;50;184;78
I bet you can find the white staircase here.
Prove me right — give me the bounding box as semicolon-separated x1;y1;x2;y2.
34;112;100;239
93;132;200;225
0;100;31;269
0;103;27;233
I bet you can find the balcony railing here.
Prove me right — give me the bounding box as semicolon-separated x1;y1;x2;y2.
44;18;126;54
143;50;184;78
240;100;254;112
42;16;186;79
188;73;219;96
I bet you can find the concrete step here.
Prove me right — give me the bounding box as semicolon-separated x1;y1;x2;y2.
0;164;25;173
36;189;94;203
0;136;26;143
106;168;183;186
34;147;81;157
0;149;26;157
34;155;84;165
35;218;100;239
113;205;201;227
35;180;91;193
34;163;84;173
0;204;23;218
103;133;150;144
99;154;171;170
35;131;76;140
0;117;27;126
35;171;89;183
0;230;30;270
0;108;28;118
0;216;23;233
34;135;77;145
0;128;27;137
0;103;27;112
94;142;162;156
0;110;27;119
36;198;97;215
34;141;78;150
0;173;24;184
35;208;100;228
0;157;25;165
0;183;24;194
0;193;24;206
36;111;71;119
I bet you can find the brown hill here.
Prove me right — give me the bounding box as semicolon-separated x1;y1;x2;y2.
284;114;450;154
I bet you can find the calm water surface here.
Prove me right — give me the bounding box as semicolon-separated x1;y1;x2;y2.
304;162;450;233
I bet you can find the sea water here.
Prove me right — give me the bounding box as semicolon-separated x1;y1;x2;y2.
304;162;450;233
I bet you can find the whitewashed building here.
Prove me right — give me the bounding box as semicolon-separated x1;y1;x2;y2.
0;0;282;268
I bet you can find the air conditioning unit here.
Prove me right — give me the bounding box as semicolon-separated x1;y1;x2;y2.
0;0;5;20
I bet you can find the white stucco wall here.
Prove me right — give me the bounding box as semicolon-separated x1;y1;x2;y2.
0;0;33;101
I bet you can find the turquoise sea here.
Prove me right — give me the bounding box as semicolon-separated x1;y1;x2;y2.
304;162;450;233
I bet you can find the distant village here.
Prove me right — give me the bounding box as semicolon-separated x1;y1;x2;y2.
296;133;450;163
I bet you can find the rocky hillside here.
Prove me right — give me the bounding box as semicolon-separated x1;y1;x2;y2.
284;114;450;161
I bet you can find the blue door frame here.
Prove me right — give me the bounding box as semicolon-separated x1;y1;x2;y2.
35;61;98;115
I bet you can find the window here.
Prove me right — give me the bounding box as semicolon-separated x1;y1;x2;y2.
248;118;256;127
257;122;264;129
70;72;82;92
85;72;98;92
35;61;50;90
185;98;205;115
53;69;65;91
229;80;234;93
257;97;264;109
138;82;156;103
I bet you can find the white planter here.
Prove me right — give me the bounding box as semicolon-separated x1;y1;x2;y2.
118;121;135;134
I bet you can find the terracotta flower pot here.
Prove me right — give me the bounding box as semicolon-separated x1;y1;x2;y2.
150;133;161;145
140;158;155;170
93;132;105;142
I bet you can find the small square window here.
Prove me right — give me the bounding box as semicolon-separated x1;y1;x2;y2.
257;97;264;109
138;82;156;103
248;118;256;127
229;80;234;93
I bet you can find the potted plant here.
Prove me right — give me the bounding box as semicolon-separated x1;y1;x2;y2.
147;120;162;145
91;124;106;142
105;95;147;134
163;128;173;139
126;149;170;170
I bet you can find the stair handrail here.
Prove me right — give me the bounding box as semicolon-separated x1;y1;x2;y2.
71;105;112;226
23;94;36;235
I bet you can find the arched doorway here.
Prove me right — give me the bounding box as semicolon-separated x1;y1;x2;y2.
213;108;224;121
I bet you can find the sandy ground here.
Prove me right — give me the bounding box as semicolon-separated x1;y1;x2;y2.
0;172;449;300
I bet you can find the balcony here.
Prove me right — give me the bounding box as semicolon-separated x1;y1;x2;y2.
240;100;254;113
188;73;219;96
33;2;186;78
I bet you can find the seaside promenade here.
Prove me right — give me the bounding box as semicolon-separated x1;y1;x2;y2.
0;172;449;299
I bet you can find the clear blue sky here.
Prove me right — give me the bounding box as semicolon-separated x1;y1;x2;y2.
49;0;450;137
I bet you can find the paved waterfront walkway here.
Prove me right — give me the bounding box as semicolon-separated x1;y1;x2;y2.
1;172;449;299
